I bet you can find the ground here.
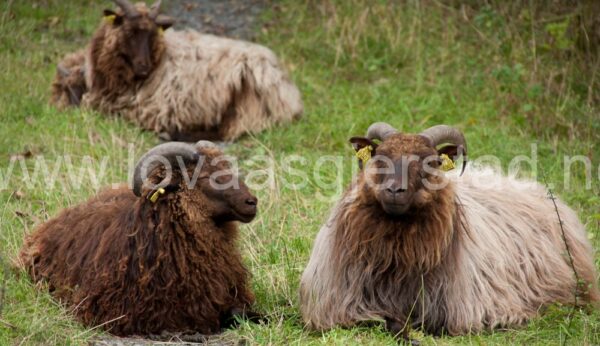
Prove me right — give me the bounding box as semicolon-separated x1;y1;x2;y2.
0;0;599;345
165;0;267;39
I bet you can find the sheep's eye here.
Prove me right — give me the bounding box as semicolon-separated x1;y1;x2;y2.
421;156;441;170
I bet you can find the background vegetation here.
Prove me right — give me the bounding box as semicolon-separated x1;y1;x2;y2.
0;0;598;344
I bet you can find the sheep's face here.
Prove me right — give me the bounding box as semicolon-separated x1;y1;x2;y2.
351;134;454;217
103;4;174;79
193;148;258;223
55;65;87;106
172;148;258;224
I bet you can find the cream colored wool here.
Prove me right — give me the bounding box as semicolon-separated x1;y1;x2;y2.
300;168;599;334
82;30;303;140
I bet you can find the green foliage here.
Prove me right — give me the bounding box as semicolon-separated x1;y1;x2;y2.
0;0;598;344
544;19;574;51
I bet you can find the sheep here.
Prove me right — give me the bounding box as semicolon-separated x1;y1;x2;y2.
18;140;260;337
50;50;87;108
50;0;303;142
299;122;599;340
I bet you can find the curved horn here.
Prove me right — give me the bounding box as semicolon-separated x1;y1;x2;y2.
420;125;468;174
366;122;399;141
132;142;199;197
155;14;175;28
113;0;139;18
149;0;162;18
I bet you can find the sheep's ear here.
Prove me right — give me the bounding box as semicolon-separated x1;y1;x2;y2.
437;145;458;158
349;137;377;152
103;9;124;26
146;183;180;203
437;144;467;175
349;137;377;169
155;15;175;31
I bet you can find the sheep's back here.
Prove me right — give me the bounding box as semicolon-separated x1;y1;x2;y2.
300;168;599;334
19;186;136;303
443;168;599;332
122;30;302;138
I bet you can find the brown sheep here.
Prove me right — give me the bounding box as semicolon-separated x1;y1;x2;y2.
50;51;87;108
299;122;599;341
51;0;303;141
19;140;259;337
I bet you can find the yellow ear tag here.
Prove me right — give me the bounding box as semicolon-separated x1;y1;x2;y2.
356;145;373;166
440;154;455;171
104;15;116;25
149;187;165;203
157;27;164;36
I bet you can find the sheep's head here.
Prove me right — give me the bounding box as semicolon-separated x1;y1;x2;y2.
350;122;467;217
103;0;174;79
132;141;258;224
55;64;87;106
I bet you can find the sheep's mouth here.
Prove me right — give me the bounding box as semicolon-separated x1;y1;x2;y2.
232;209;257;223
381;202;411;216
120;54;150;79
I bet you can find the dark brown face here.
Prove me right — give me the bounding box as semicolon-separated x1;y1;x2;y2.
147;148;258;223
351;134;450;217
140;145;257;224
193;149;258;223
103;8;173;79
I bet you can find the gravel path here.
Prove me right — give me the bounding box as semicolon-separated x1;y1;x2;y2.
165;0;268;40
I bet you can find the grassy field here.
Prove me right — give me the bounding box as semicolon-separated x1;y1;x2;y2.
1;0;599;345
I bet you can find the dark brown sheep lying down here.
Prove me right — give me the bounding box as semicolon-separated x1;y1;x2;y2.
19;140;259;337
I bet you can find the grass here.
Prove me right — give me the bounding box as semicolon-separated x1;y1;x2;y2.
1;0;599;344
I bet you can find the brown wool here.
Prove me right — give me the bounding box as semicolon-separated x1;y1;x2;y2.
18;148;255;336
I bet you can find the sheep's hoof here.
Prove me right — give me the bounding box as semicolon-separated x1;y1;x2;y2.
158;132;172;142
385;317;419;345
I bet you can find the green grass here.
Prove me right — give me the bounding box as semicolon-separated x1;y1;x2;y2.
1;0;599;344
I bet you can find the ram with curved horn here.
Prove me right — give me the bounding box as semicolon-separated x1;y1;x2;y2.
19;141;260;337
300;122;599;342
50;0;303;141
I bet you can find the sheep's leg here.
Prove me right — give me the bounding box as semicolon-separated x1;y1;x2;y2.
385;317;419;345
220;307;267;329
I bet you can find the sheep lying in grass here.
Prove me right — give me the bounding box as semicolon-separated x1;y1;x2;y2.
19;140;259;337
299;122;599;340
51;0;303;141
50;51;87;107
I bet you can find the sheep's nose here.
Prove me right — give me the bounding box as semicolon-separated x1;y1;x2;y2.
245;197;258;206
135;64;151;77
385;186;407;195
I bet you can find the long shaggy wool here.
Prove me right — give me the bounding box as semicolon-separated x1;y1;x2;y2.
79;25;303;140
19;179;254;336
299;168;599;335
